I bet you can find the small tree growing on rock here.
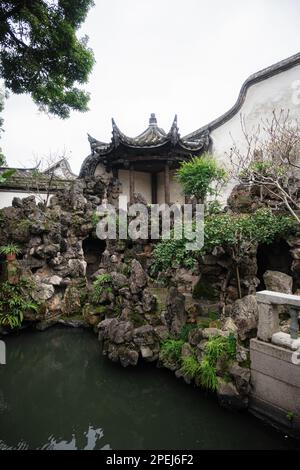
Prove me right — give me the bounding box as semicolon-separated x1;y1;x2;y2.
176;153;227;205
229;110;300;223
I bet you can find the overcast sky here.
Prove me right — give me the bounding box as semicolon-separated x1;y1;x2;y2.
1;0;300;174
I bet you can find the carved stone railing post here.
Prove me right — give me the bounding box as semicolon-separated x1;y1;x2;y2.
256;290;300;343
290;307;300;339
257;300;279;342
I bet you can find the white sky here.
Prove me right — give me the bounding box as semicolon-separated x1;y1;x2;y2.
1;0;300;174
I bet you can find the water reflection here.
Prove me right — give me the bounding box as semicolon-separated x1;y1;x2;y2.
0;327;299;450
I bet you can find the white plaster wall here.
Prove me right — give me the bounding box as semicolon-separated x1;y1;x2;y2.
118;169;152;203
170;169;185;205
210;64;300;203
0;191;50;209
118;169;130;201
135;171;151;203
157;170;185;204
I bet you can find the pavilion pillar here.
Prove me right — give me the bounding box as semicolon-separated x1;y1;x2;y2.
164;162;170;205
151;173;157;204
129;165;135;204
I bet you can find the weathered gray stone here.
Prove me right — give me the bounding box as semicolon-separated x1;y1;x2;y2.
108;320;133;344
68;259;87;277
257;302;279;342
228;362;251;395
263;270;293;294
118;348;139;367
231;295;258;341
217;378;248;410
271;331;300;351
236;344;249;363
175;367;192;385
142;290;156;312
202;328;224;339
111;271;128;289
188;327;203;346
47;275;63;286
140;346;153;359
165;287;186;337
181;342;194;358
133;325;156;346
32;282;55;302
130;259;147;290
154;325;169;341
222;317;238;334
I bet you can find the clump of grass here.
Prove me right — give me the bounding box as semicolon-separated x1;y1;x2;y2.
199;333;237;392
205;333;236;364
160;339;184;363
199;359;218;391
181;355;202;379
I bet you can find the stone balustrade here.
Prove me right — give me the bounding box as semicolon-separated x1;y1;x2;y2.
251;290;300;437
256;290;300;350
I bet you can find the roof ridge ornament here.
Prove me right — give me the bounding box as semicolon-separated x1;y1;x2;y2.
169;114;180;146
149;113;157;126
111;118;120;147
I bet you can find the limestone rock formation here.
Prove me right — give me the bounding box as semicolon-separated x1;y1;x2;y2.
231;295;259;341
263;270;293;294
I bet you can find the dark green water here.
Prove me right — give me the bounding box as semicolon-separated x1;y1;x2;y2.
0;327;299;450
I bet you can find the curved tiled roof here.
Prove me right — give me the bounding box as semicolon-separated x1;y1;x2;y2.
80;114;210;177
88;113;208;153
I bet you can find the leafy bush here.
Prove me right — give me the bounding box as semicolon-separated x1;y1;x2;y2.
0;279;39;328
91;274;113;303
203;208;296;253
151;208;296;275
150;237;196;274
176;153;227;202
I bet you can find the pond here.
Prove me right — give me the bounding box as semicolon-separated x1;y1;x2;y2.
0;327;299;450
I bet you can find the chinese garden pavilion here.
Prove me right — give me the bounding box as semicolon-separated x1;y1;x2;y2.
80;114;210;204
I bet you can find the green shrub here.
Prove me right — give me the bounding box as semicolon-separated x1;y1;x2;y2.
0;279;39;328
176;153;227;202
151;208;296;277
151;238;196;275
91;273;113;303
